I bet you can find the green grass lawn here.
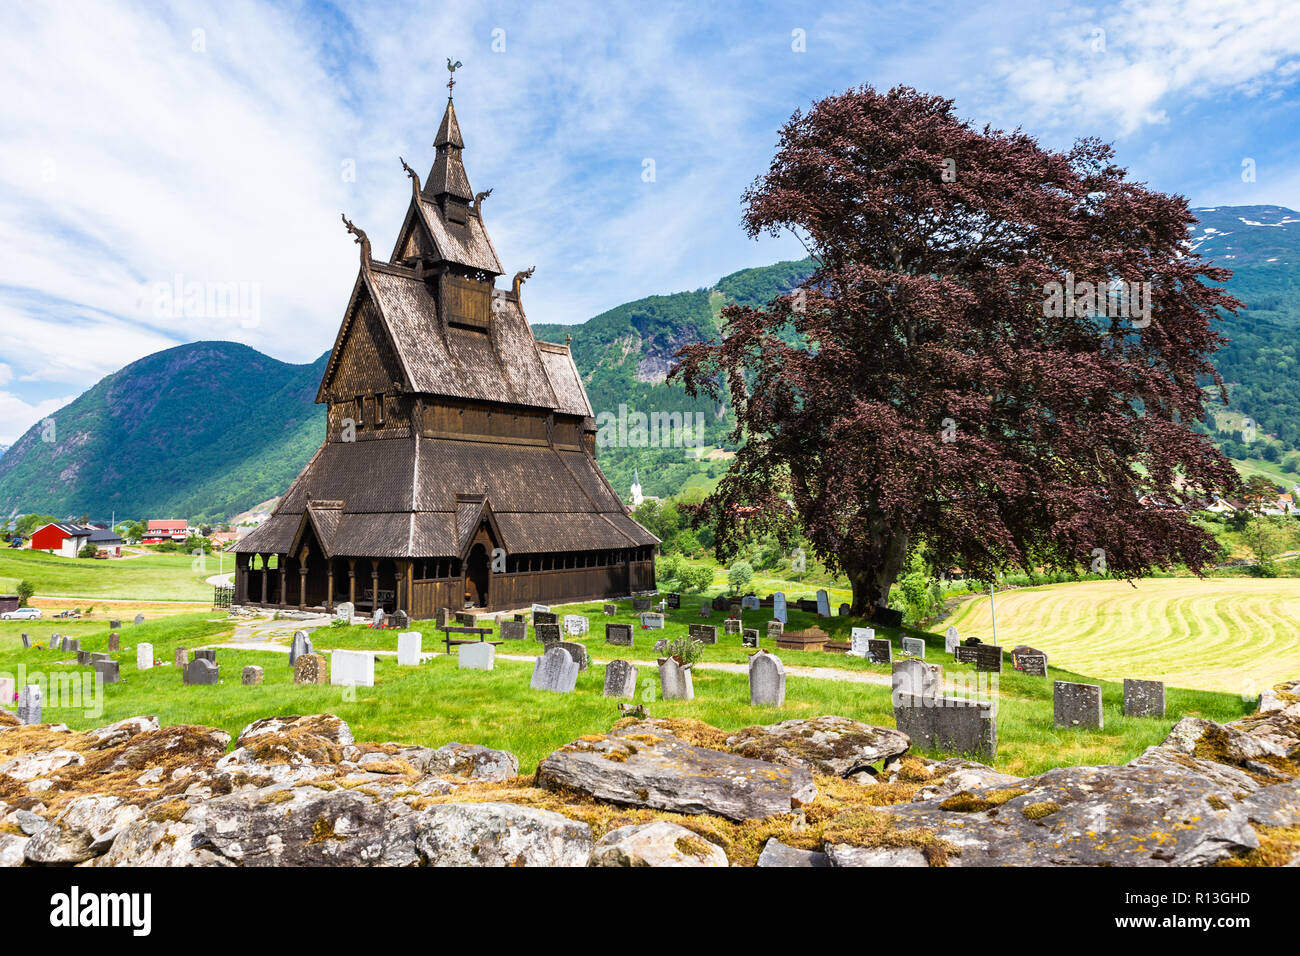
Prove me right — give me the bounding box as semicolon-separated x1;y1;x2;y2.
0;548;217;602
0;597;1257;777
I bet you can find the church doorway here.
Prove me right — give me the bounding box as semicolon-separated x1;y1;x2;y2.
465;543;490;608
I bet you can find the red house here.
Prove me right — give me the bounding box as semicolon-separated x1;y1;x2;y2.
143;520;188;544
29;523;123;558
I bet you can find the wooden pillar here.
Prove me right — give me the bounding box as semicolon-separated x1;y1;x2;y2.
298;546;310;610
370;560;380;611
260;554;269;606
347;558;356;607
406;560;415;616
278;557;287;607
326;559;335;612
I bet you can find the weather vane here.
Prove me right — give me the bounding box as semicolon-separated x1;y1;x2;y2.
446;57;462;95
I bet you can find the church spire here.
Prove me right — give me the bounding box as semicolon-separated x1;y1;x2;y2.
425;60;473;204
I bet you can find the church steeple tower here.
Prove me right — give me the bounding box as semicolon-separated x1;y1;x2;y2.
424;96;473;205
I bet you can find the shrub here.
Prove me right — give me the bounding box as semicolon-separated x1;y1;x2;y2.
678;563;715;594
663;637;705;667
15;580;34;607
727;560;754;592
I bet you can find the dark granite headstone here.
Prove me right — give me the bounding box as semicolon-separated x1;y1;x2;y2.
742;628;760;648
534;622;561;644
632;598;651;612
1054;681;1103;729
666;593;681;610
455;612;476;626
109;620;121;630
77;650;91;665
605;622;634;646
184;659;219;686
500;620;527;641
766;620;784;640
1012;652;1048;677
955;643;1003;672
436;607;450;627
723;619;740;636
603;603;617;616
557;641;589;671
533;611;558;626
92;660;121;684
20;633;30;648
867;638;893;665
894;694;996;759
107;633;119;651
688;623;718;645
194;649;216;663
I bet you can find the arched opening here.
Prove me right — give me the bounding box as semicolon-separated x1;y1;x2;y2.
465;543;490;608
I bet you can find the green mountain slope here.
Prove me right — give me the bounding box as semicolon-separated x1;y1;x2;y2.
0;342;327;523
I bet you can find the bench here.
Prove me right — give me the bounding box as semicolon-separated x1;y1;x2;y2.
439;625;502;655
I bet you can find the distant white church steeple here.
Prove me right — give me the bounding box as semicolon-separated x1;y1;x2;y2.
630;468;644;507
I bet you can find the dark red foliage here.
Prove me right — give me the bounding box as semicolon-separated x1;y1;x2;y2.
671;86;1241;613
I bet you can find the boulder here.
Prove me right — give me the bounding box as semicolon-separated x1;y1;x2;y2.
1159;716;1289;763
756;838;830;867
56;795;144;850
0;833;28;867
589;821;728;867
826;845;933;867
1240;778;1300;827
0;749;84;781
881;763;1258;866
413;802;593;866
233;714;355;765
24;822;98;865
910;759;1024;803
536;723;815;821
725;716;910;777
1129;745;1262;795
413;742;520;782
84;715;160;749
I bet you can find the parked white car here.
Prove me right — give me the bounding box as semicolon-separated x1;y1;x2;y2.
1;607;41;620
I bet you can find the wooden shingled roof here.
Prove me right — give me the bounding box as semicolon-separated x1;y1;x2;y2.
236;94;657;561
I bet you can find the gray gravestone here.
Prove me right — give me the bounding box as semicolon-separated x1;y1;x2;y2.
334;601;354;624
640;612;665;630
698;601;711;617
603;603;617;616
816;589;831;617
867;638;893;665
174;647;188;668
458;642;495;671
895;694;996;759
1123;678;1165;718
1013;652;1048;677
605;623;633;646
93;660;121;684
530;646;579;693
50;635;61;651
742;595;760;610
134;614;144;626
77;650;91;666
689;624;718;645
107;633;119;651
658;657;694;701
633;597;652;612
500;621;526;641
955;643;1002;672
436;607;450;627
901;636;926;658
742;628;760;648
557;641;588;671
20;633;30;648
1054;681;1103;729
534;622;561;644
772;592;787;624
603;660;638;699
109;619;121;630
838;603;850;616
289;631;313;666
242;665;264;685
66;638;81;654
17;685;41;725
944;625;960;654
748;652;786;706
723;619;740;636
184;659;219;686
194;649;216;663
563;614;589;636
891;659;943;707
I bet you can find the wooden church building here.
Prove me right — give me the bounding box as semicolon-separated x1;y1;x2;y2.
233;89;658;617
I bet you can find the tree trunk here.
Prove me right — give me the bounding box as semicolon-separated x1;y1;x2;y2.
846;528;910;617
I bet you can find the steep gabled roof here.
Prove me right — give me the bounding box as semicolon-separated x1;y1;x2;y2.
537;341;593;418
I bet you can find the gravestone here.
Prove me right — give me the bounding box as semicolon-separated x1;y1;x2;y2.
603;604;617;616
666;593;681;610
136;643;154;670
866;638;893;665
500;621;526;641
331;650;375;687
723;619;741;636
1012;652;1048;677
534;622;561;645
894;694;997;759
658;657;694;701
748;652;786;706
563;614;589;636
1123;678;1165;718
397;631;422;665
289;632;313;666
50;636;61;651
766;620;784;640
334;601;354;624
242;665;263;686
873;606;905;628
533;611;558;627
955;643;1002;672
107;633;119;651
689;623;718;645
891;659;943;706
109;620;121;630
372;607;385;627
20;633;30;649
455;612;476;626
850;627;874;657
742;595;760;611
640;612;665;630
458;642;495;671
91;652;110;662
742;628;760;648
77;650;91;666
652;638;669;654
194;649;216;664
66;638;81;654
92;660;120;684
174;647;188;668
1054;681;1103;729
17;685;42;725
530;646;579;693
531;603;551;615
712;595;728;612
184;659;219;686
729;603;742;618
772;592;788;624
0;677;13;705
436;607;451;628
632;597;652;612
294;653;327;685
816;589;831;618
606;623;634;646
557;641;588;671
901;636;926;659
698;602;711;617
603;660;638;699
133;614;144;626
838;603;850;616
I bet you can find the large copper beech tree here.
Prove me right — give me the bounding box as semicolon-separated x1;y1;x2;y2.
671;86;1242;616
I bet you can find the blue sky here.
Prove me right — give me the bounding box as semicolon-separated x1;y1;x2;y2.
1;0;1298;443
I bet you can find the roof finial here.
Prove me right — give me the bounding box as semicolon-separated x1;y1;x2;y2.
341;213;372;269
446;57;462;97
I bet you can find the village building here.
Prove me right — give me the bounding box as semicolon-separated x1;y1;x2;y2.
29;523;123;558
142;520;189;544
233;85;658;617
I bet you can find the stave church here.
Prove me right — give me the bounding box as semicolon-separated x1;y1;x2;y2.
233;77;658;617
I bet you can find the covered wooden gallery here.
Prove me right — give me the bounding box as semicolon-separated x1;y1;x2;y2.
233;94;658;616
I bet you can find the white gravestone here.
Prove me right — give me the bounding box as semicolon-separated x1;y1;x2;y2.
458;641;495;671
849;627;874;657
901;636;926;659
330;650;375;687
397;631;422;666
563;614;589;636
749;652;786;707
945;626;960;654
640;612;665;629
136;643;154;670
